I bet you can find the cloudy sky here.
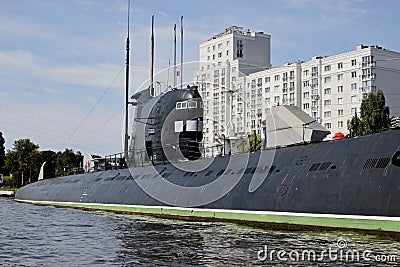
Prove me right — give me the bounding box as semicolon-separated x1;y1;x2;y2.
0;0;399;155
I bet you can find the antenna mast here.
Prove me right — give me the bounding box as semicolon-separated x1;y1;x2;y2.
124;0;131;154
150;15;155;96
173;24;177;88
180;16;183;90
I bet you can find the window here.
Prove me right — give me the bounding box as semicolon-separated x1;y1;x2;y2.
257;78;263;86
212;54;215;60
338;97;343;105
324;111;331;118
218;43;222;49
351;95;357;103
351;71;357;78
338;86;343;93
338;109;344;116
351;83;357;90
265;77;270;83
324;123;332;129
303;69;309;77
351;59;357;66
338;62;343;69
236;40;243;58
265;87;270;93
188;101;197;109
324;76;331;83
226;50;229;56
337;74;343;81
338;121;344;128
324;65;331;72
221;68;225;76
218;52;222;58
312;112;318;119
324;88;331;95
274;75;280;81
324;100;331;106
213;79;218;88
274;96;280;104
175;121;184;132
265;97;270;104
303;103;310;109
207;47;210;53
303;92;310;98
213;45;215;51
311;66;318;74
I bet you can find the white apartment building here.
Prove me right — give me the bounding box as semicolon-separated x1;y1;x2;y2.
196;27;400;147
195;26;271;146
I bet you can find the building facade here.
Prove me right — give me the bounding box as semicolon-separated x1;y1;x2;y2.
195;27;400;148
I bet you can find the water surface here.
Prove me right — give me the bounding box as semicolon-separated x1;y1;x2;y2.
0;198;399;266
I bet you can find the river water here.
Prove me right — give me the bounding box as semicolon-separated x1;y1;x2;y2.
0;197;399;266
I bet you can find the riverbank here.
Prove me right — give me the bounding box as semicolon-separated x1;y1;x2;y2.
0;189;15;197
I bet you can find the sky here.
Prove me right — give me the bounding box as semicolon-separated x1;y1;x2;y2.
0;0;399;156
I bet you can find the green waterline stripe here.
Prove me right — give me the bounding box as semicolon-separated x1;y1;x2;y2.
16;200;400;233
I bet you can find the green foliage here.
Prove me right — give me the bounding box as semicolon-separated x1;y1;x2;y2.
55;149;83;176
1;176;15;187
5;139;41;187
237;133;262;153
4;138;85;187
0;132;5;174
347;90;391;137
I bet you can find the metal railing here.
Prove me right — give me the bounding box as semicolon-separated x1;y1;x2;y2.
91;136;258;171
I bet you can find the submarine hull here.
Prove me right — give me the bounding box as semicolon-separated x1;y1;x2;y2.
15;130;400;234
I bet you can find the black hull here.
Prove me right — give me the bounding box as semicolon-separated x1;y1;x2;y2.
16;131;400;233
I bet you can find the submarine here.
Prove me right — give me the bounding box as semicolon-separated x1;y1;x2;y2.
14;13;400;236
15;83;400;236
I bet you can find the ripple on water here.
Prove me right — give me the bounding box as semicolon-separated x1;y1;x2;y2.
0;198;399;266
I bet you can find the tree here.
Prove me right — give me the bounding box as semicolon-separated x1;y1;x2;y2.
0;132;5;174
237;132;262;153
5;139;41;187
55;149;83;176
348;90;390;137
